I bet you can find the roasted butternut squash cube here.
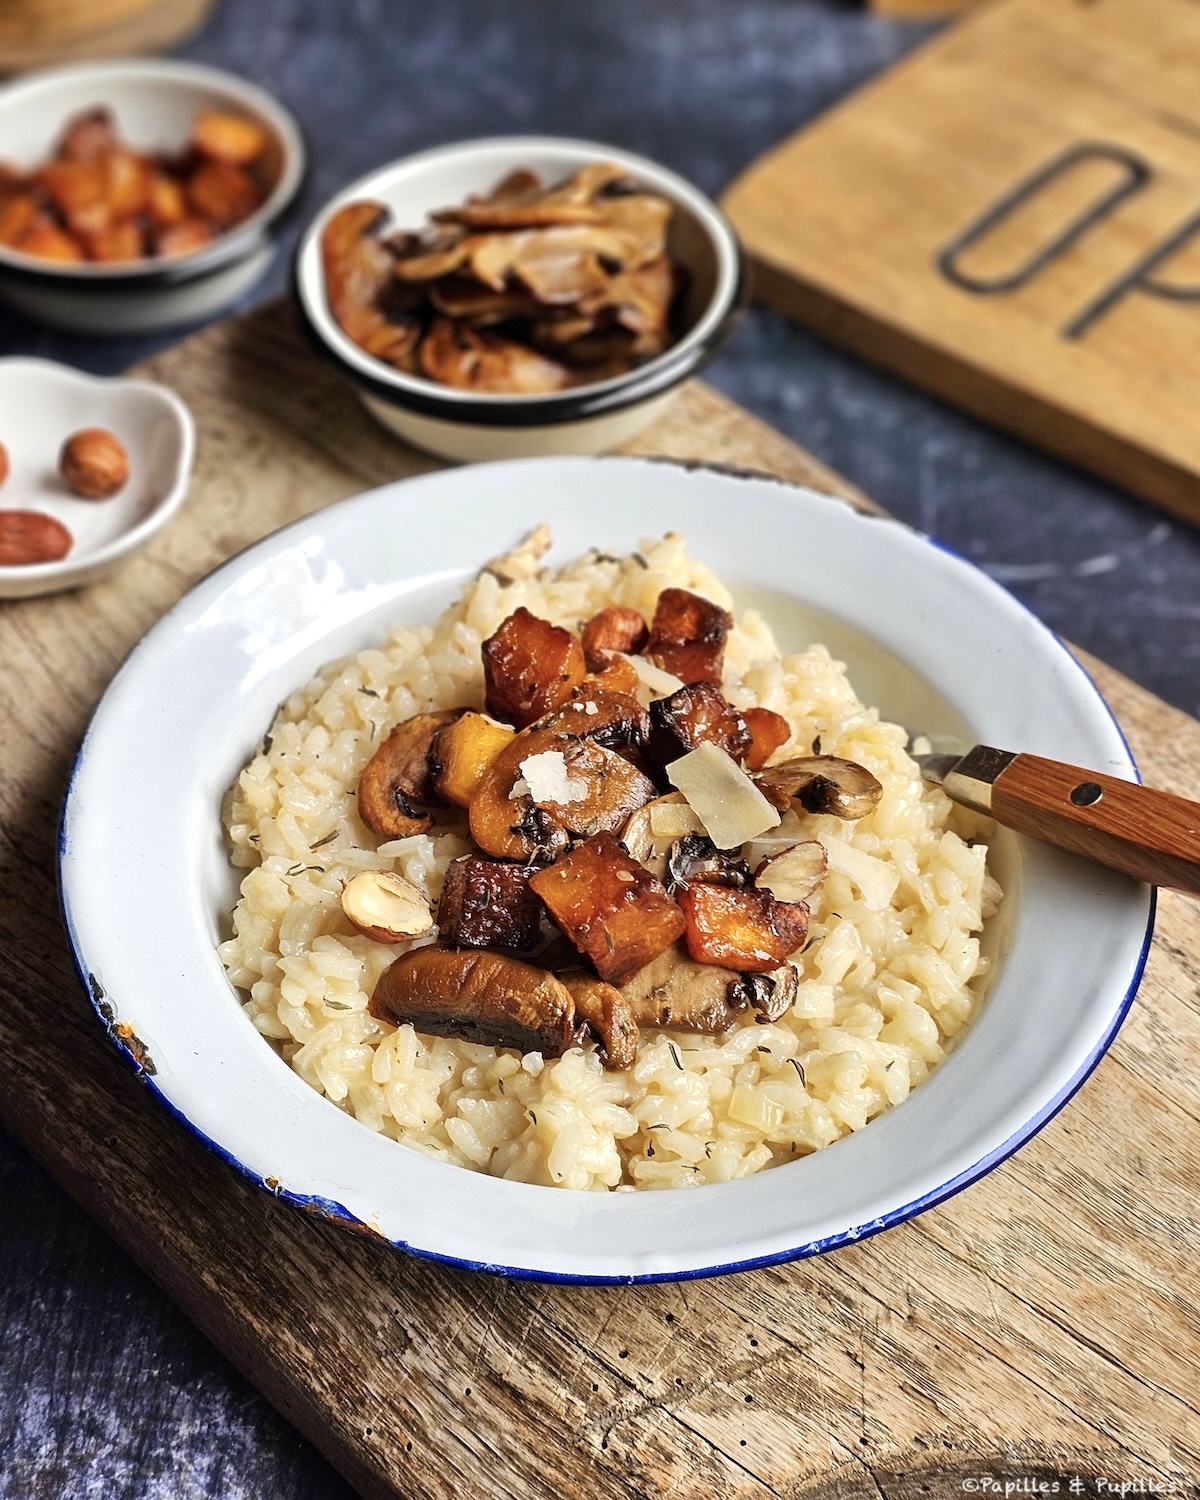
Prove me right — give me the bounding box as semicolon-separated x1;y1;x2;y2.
742;707;791;770
192;110;268;167
482;606;587;729
646;681;750;772
585;654;641;697
581;605;648;671
645;587;731;685
436;856;543;952
186;160;261;228
431;711;515;808
676;882;808;973
530;831;685;985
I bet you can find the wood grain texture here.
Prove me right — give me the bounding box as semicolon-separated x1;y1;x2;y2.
987;753;1200;895
1;299;1197;1499
723;0;1200;526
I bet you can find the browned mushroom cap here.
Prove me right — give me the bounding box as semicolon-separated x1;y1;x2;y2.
370;945;585;1057
534;685;650;754
470;727;657;861
357;708;464;839
593;192;673;264
434;161;631;229
754;840;828;905
728;963;799;1023
529;831;685;986
560;971;640;1070
322;201;421;366
579;256;674;340
419;317;571;393
620;793;704;881
617;943;743;1034
57;107;118;163
468;224;642;302
754;755;884;819
389;228;473;282
428;274;542;324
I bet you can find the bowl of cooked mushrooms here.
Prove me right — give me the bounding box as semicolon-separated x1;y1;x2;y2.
295;136;746;462
0;59;306;334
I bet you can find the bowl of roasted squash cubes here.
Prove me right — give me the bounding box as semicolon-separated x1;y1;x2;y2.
295;136;745;461
0;59;306;334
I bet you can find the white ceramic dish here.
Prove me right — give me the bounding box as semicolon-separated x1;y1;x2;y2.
0;59;306;334
295;137;745;461
0;357;194;597
59;458;1153;1282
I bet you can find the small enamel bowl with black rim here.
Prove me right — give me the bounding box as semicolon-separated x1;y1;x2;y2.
295;136;746;462
0;59;306;335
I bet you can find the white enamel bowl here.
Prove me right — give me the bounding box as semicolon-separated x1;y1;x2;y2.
59;458;1153;1282
0;357;194;598
295;136;745;461
0;59;306;334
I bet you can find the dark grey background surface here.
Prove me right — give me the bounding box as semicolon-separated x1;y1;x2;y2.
2;2;1197;1495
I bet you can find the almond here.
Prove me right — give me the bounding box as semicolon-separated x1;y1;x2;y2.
60;428;129;499
0;510;73;566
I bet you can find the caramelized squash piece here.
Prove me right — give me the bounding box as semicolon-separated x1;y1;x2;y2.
431;711;515;808
186;159;261;228
561;971;640;1070
581;605;648;671
529;831;685;985
646;681;751;773
358;708;464;839
370;946;584;1056
742;707;791;771
470;727;655;860
645;587;731;686
482;607;587;729
436;856;543;952
755;755;883;819
585;654;641;698
676;883;808;973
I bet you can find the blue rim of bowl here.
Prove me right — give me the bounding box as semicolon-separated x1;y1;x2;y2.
55;466;1157;1282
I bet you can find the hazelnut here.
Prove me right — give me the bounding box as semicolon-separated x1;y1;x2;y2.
60;428;129;499
0;510;73;566
340;870;433;944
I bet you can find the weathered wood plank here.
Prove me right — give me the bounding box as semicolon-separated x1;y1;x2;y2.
0;299;1195;1499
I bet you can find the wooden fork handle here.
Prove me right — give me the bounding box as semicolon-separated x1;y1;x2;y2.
988;754;1200;894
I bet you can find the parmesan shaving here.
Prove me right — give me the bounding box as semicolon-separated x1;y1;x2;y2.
624;653;685;703
520;750;588;806
666;741;780;850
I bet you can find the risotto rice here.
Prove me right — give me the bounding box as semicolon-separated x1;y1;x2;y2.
218;529;1002;1190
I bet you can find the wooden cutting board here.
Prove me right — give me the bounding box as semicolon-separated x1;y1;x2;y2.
723;0;1200;526
2;300;1198;1499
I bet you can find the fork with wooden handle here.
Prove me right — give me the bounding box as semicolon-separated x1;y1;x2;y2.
916;745;1200;894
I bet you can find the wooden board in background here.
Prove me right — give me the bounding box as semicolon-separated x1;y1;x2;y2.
1;301;1198;1499
867;0;979;16
724;0;1200;526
